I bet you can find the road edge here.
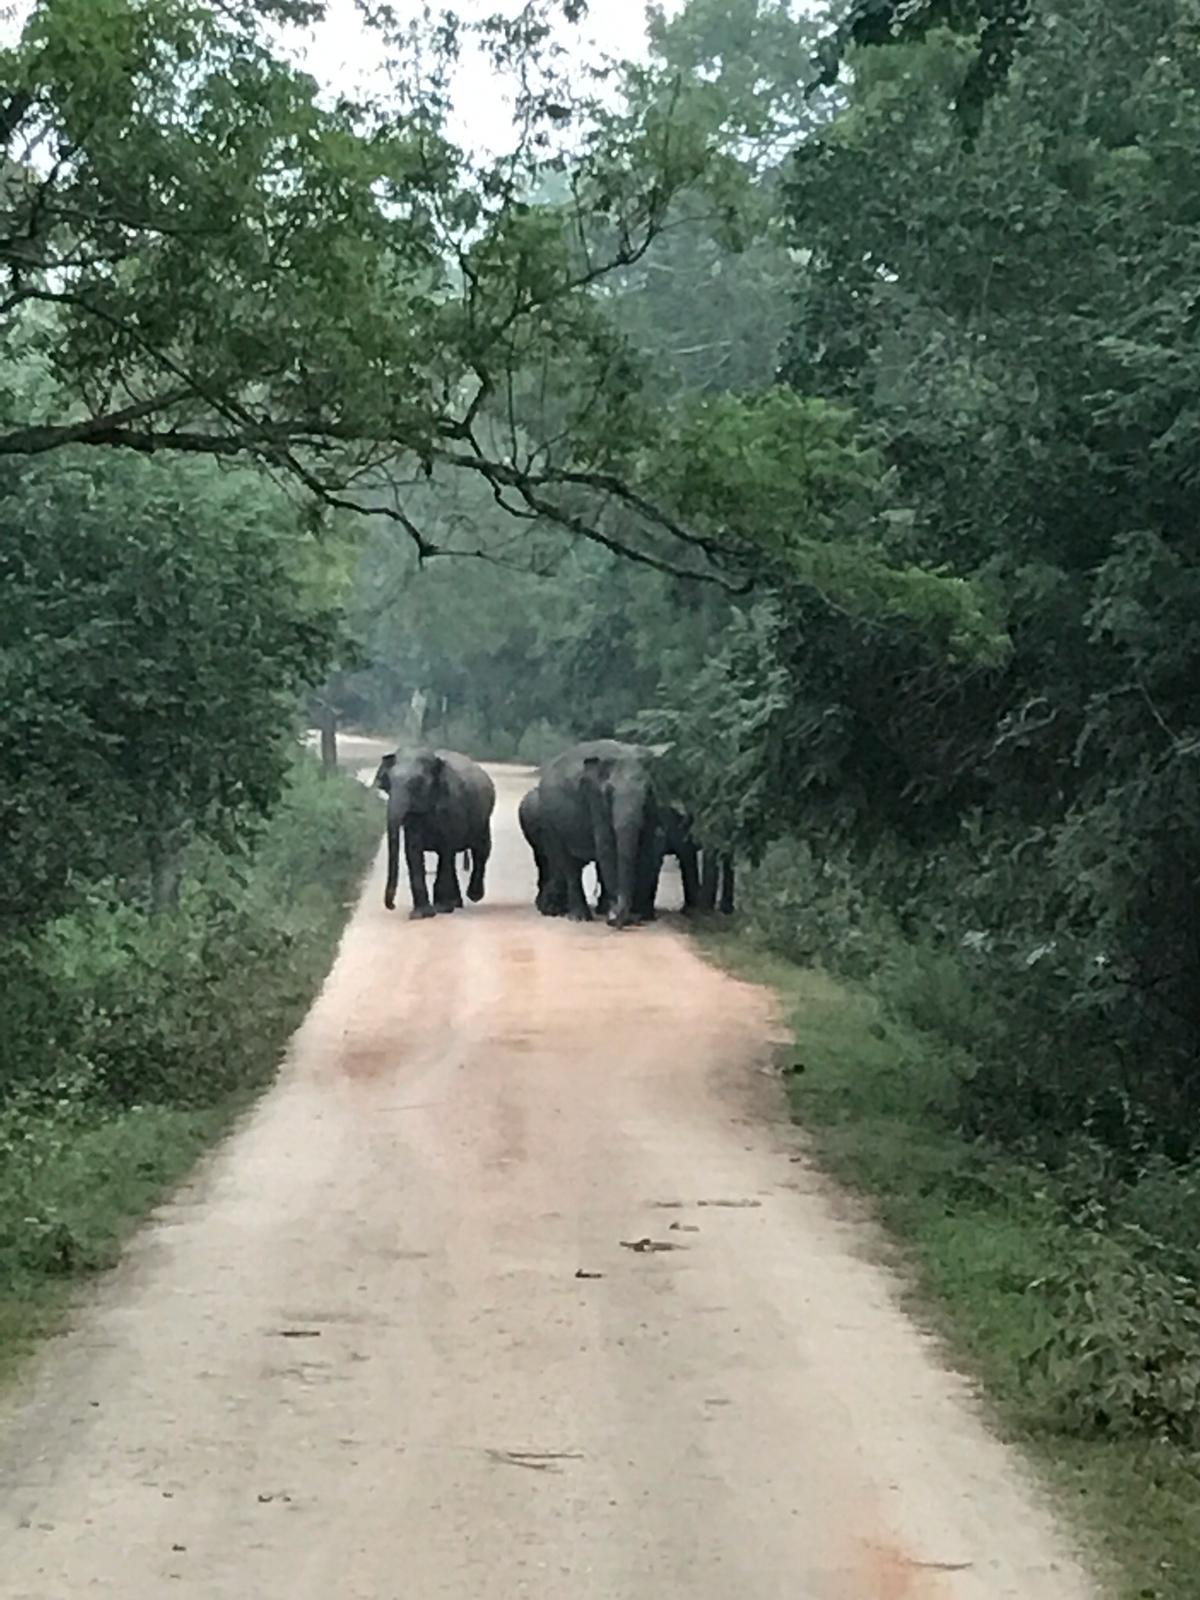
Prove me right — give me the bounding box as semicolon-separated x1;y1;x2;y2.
688;925;1200;1600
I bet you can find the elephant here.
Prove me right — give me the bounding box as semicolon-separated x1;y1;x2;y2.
520;782;615;918
634;802;701;920
633;804;735;920
535;739;669;928
518;785;567;916
373;748;495;919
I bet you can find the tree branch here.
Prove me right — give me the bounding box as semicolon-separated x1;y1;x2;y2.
434;447;744;567
0;391;197;454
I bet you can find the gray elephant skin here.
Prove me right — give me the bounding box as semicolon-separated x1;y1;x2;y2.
522;783;622;919
534;740;667;928
520;781;621;920
638;803;700;920
645;804;735;917
374;748;495;919
517;786;567;916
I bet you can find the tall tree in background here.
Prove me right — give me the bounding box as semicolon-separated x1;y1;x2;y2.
0;0;756;575
769;0;1200;1139
341;0;1005;747
0;448;342;925
0;0;997;646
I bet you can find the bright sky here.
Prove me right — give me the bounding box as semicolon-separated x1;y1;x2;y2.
292;0;660;156
1;0;662;159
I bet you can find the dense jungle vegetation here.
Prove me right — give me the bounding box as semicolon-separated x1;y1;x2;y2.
346;0;1200;1234
2;0;1199;1586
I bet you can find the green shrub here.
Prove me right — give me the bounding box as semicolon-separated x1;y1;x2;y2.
1112;1159;1200;1271
2;759;378;1111
738;839;894;975
1025;1253;1200;1448
0;759;378;1320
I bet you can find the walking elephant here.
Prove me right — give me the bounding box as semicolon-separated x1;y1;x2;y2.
535;739;669;928
634;805;735;919
518;785;567;916
373;748;495;919
634;803;701;920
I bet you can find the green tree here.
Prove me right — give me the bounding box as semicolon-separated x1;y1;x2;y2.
0;447;340;924
764;0;1200;1145
0;0;754;573
0;0;994;642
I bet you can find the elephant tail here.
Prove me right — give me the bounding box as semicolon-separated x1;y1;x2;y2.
461;849;472;871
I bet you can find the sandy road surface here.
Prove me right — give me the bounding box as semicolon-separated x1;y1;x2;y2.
0;762;1097;1599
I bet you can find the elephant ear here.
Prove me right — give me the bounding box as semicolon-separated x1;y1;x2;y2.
374;752;398;793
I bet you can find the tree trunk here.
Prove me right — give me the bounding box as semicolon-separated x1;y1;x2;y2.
697;851;718;912
147;828;185;915
317;701;338;772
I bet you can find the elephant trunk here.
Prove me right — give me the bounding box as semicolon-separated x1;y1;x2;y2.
609;791;647;928
384;806;403;910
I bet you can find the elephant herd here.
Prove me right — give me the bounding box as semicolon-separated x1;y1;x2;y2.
372;740;733;927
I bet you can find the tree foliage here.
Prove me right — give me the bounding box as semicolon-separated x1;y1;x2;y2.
10;0;1200;1174
714;0;1200;1149
0;446;340;925
0;0;998;643
0;0;758;575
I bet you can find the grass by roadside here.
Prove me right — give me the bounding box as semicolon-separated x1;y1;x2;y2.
0;759;381;1384
696;932;1198;1600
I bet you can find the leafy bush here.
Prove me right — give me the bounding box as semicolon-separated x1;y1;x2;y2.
1112;1160;1200;1271
0;760;378;1299
738;838;891;975
1;759;378;1109
0;450;342;931
1026;1253;1200;1448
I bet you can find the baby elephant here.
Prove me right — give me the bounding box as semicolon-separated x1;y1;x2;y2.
518;786;568;916
640;805;735;919
374;748;495;919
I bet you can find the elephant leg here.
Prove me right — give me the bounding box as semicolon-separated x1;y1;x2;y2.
539;858;568;916
433;850;460;912
564;860;592;920
531;835;568;915
697;851;718;913
632;823;662;923
466;824;491;902
595;862;614;917
547;835;590;922
384;814;402;911
406;833;434;920
543;880;568;916
643;819;672;921
678;842;701;914
719;856;736;915
533;847;547;909
533;848;552;913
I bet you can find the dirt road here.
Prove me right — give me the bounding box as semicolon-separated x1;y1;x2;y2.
0;764;1096;1599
